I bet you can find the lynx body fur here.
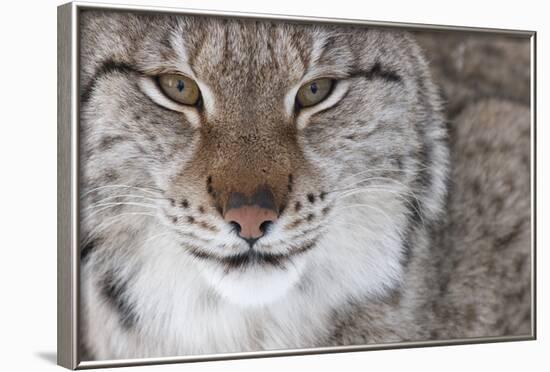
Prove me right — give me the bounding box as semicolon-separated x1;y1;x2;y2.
79;12;531;360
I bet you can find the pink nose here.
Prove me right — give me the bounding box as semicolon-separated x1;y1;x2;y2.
224;205;278;241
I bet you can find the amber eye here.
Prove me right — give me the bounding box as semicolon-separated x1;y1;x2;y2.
295;78;334;108
158;74;201;106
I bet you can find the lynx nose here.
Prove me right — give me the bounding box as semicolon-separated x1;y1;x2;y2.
223;188;278;246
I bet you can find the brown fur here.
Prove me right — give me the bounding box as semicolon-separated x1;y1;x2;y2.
78;11;532;359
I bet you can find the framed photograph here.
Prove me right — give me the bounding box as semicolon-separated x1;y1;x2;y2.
57;1;536;369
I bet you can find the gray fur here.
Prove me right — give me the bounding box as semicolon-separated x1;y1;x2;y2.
79;11;531;360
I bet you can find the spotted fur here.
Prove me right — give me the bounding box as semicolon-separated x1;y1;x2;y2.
79;11;531;360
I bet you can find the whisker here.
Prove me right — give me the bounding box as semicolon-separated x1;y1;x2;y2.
339;167;408;183
283;224;326;242
83;211;158;222
81;184;163;198
332;203;395;227
335;185;406;199
83;202;159;221
342;176;409;191
338;163;431;183
332;217;388;230
329;176;414;195
335;187;427;229
81;211;160;242
85;201;160;211
340;179;424;199
142;231;174;246
88;194;170;204
336;186;417;203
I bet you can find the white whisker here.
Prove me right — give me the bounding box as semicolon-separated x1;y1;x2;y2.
84;202;159;221
82;211;160;242
331;176;415;195
89;194;170;204
335;186;427;229
338;163;431;183
332;203;395;227
81;184;162;198
142;231;174;246
85;201;160;211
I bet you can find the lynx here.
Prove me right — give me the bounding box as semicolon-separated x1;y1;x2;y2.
79;11;531;360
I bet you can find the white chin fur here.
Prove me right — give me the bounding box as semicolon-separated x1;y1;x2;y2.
203;259;306;307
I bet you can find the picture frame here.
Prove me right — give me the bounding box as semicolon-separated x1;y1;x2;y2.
57;1;536;369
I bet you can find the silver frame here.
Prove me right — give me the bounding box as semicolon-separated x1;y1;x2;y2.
57;1;537;369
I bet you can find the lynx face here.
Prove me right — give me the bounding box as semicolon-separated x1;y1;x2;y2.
81;13;448;309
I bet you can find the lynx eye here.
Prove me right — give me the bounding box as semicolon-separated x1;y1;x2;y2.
295;78;334;108
158;74;201;106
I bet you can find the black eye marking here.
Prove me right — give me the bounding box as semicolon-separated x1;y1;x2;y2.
81;59;139;104
307;193;316;204
351;62;402;83
181;199;189;209
319;192;327;201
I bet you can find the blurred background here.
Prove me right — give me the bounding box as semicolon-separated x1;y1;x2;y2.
410;29;533;339
413;30;531;121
